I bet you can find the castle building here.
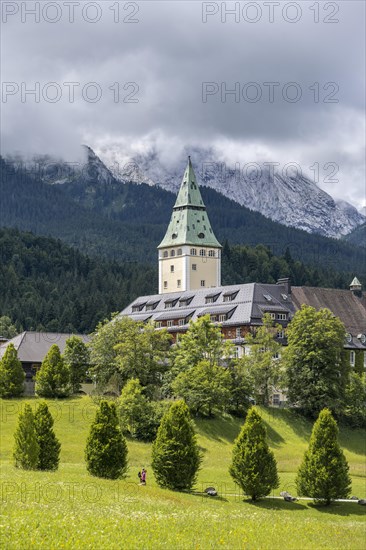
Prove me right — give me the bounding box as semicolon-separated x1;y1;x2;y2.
119;158;366;382
158;157;221;293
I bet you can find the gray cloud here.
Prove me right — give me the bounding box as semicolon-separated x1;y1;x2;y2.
2;0;365;208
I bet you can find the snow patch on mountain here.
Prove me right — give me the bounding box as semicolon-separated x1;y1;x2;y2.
96;145;365;239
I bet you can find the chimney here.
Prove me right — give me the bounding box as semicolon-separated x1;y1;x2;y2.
277;277;291;295
350;277;362;297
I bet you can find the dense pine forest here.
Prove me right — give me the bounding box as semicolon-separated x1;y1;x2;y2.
0;228;363;334
0;229;156;333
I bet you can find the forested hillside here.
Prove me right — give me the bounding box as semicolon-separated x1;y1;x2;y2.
1;157;365;276
343;223;366;248
1;228;362;333
0;228;156;333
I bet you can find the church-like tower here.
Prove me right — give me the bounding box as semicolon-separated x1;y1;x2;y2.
158;157;222;294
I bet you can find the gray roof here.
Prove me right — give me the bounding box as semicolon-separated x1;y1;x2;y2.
119;282;296;328
0;332;90;363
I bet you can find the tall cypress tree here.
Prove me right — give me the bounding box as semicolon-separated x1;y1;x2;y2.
0;343;25;397
13;404;39;470
296;408;351;505
151;400;202;491
85;401;128;479
34;402;61;471
229;408;279;501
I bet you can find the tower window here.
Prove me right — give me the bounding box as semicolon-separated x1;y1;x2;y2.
192;264;197;271
170;250;175;257
199;249;206;256
163;251;168;258
198;233;205;239
201;280;205;287
170;265;174;272
177;249;182;256
208;250;215;257
177;280;181;288
190;248;197;256
164;281;168;289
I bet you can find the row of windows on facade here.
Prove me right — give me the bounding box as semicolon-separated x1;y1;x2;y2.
164;279;207;289
163;249;216;258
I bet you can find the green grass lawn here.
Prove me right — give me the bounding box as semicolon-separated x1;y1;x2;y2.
1;397;365;549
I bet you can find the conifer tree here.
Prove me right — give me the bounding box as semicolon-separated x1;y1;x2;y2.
35;344;71;398
85;401;128;479
63;336;90;394
0;343;25;397
229;407;279;500
13;404;39;470
296;408;351;505
151;400;201;491
34;402;61;470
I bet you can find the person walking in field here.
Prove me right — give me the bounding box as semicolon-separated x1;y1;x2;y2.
141;468;146;485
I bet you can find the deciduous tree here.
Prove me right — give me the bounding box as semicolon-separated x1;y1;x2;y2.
284;305;347;416
172;360;231;416
240;314;283;406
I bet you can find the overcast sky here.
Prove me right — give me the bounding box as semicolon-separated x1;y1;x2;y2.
2;1;365;208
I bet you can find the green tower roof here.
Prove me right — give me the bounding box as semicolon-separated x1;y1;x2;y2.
158;157;221;249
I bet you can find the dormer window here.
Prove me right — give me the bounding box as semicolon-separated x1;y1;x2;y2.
131;302;147;313
205;293;220;304
179;296;194;307
223;291;238;302
165;298;180;309
264;294;272;302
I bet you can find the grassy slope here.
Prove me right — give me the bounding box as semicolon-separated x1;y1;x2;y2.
0;397;365;549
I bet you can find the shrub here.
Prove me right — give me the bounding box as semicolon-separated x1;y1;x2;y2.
118;378;169;441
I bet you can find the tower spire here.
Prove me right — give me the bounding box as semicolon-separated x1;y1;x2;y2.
158;158;221;293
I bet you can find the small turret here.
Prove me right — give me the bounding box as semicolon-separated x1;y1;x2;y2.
350;277;362;297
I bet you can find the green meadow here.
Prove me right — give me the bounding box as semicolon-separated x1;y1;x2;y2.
1;397;365;549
